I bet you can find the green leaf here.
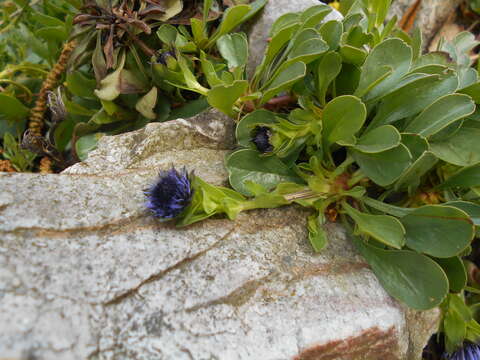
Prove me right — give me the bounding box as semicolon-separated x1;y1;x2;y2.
355;38;412;101
351;144;412;187
35;26;68;42
66;71;97;99
434;257;467;293
285;37;329;66
208;5;251;46
167;97;209;121
316;51;342;106
135;87;158;120
322;95;366;147
157;24;178;44
339;45;367;66
318;20;343;50
353;125;401;153
394;152;438;192
445;201;480;227
226;149;303;196
354;238;448;310
75;133;103;161
207;80;248;117
343;203;405;249
0;94;29;121
307;213;328;252
405;94;475;137
400;205;474;258
217;33;248;69
440;164;480;189
430;126;480;166
369;71;459;130
236;109;277;148
260;62;306;104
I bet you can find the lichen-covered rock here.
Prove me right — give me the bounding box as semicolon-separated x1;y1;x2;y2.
388;0;463;48
1;110;438;359
247;0;343;76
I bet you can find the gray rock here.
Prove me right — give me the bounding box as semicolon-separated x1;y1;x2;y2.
247;0;343;77
388;0;464;48
1;110;439;359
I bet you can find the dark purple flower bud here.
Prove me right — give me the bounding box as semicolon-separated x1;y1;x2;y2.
145;167;193;219
252;126;273;153
445;342;480;360
157;51;176;67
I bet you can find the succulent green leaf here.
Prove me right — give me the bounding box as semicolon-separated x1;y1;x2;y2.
353;125;401;153
405;94;475;137
226;149;303;196
316;51;342;106
435;257;468;293
355;38;412;101
440;164;480;189
354;238;449;310
260;62;306;104
369;71;459;130
394;152;438;192
322;95;366;147
0;94;29;121
207;80;248;117
351;144;412;187
430;126;480;166
343;203;405;249
217;33;248;69
319;20;343;50
307;213;328;252
400;205;474;258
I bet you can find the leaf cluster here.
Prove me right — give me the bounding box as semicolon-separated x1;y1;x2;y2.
169;1;480;353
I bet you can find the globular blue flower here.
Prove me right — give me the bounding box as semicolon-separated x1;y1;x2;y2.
445;342;480;360
145;167;193;220
252;126;273;153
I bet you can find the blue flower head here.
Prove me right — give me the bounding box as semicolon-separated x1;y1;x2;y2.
445;342;480;360
145;167;193;220
252;126;273;153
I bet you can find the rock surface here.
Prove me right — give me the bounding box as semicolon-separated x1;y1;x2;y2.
388;0;464;48
1;109;439;359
